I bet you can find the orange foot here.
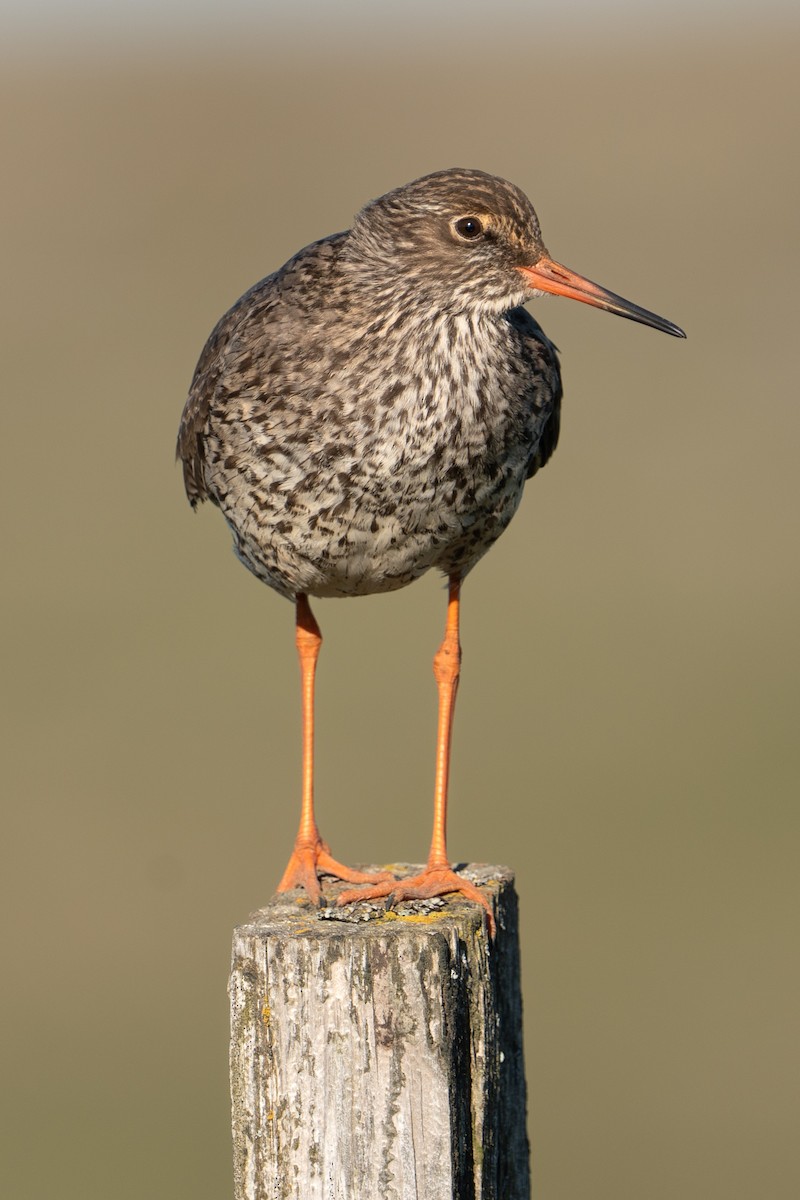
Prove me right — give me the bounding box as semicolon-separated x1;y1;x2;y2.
276;838;394;906
338;865;496;936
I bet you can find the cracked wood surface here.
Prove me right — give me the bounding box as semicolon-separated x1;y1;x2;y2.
229;865;529;1199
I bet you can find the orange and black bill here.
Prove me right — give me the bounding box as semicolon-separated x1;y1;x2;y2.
519;255;686;338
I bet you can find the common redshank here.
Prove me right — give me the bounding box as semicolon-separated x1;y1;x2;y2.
177;168;684;933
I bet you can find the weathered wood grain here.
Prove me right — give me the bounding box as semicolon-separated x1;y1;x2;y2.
229;865;529;1200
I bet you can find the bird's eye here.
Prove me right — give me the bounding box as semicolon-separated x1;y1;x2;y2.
453;216;484;241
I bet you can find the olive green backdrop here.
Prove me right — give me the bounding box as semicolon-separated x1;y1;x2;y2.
2;11;798;1200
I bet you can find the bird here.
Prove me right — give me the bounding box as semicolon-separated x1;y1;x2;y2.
177;168;684;934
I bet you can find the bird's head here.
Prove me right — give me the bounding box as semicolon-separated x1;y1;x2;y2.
346;168;685;337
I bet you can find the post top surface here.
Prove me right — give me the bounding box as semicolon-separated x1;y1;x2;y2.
233;863;516;943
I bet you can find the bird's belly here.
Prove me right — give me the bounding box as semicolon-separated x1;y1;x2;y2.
218;452;528;600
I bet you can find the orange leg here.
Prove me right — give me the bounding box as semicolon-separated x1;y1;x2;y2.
276;594;393;904
338;577;495;934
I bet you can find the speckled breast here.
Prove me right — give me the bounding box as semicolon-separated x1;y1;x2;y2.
211;369;544;600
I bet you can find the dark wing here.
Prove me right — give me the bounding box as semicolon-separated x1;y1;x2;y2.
506;306;563;480
176;234;348;510
175;297;250;508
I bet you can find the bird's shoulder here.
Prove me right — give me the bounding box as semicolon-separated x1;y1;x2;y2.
504;306;563;479
176;233;347;506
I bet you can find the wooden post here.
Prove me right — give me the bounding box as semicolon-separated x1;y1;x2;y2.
229;865;529;1200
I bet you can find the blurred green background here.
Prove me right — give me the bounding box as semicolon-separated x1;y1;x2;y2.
2;3;799;1197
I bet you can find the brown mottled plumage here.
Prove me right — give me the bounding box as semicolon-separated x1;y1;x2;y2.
178;168;684;930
